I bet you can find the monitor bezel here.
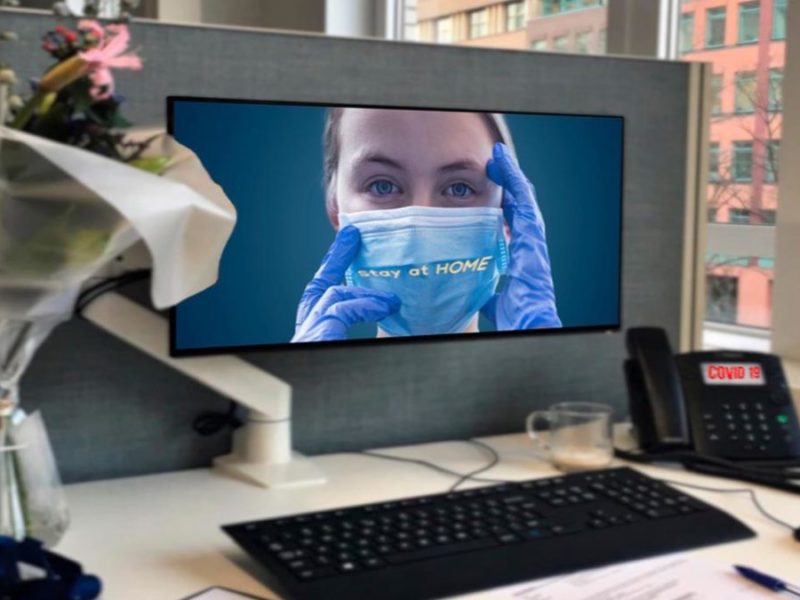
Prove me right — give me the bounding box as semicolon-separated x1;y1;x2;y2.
167;95;624;357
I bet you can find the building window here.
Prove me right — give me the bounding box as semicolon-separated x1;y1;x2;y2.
705;7;726;48
773;0;786;39
729;208;751;224
760;209;777;225
734;71;757;113
542;0;604;17
531;39;548;51
708;207;718;223
710;73;723;114
738;2;760;44
469;9;489;39
436;17;453;43
575;31;592;53
709;142;720;182
554;35;570;51
506;1;526;32
706;274;738;324
597;29;606;52
680;12;694;53
733;141;753;181
769;68;783;110
764;140;780;183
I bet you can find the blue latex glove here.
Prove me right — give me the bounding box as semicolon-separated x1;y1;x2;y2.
292;225;401;342
483;142;562;330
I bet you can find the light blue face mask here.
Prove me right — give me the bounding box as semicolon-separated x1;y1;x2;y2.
339;206;508;337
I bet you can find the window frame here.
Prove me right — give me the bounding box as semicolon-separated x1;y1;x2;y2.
737;1;761;45
734;70;757;114
679;11;695;53
705;7;726;49
773;0;786;40
710;72;723;114
764;140;780;184
553;34;571;51
506;0;526;32
468;8;489;39
768;67;783;111
732;140;754;182
575;30;593;53
435;15;454;44
728;208;752;224
709;142;721;182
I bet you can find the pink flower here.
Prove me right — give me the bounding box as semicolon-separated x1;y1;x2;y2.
78;23;142;100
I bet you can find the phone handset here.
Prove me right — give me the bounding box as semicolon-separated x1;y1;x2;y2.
624;327;691;451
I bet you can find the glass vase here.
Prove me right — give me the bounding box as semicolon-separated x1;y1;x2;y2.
0;315;70;547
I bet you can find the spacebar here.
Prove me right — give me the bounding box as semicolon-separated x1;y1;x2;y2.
386;538;499;564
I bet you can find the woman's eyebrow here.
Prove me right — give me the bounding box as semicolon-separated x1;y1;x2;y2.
354;152;405;170
437;159;484;174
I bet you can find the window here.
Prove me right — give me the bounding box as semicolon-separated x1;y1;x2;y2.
680;12;695;53
709;142;720;182
729;208;751;224
575;31;592;53
435;16;453;43
506;1;526;32
738;2;760;44
759;209;777;225
554;35;570;51
764;140;780;183
710;73;723;114
597;29;606;52
705;7;726;48
732;141;753;181
768;68;783;110
469;9;488;39
708;207;718;223
734;71;756;113
773;0;786;39
541;0;604;16
706;275;738;324
531;39;548;51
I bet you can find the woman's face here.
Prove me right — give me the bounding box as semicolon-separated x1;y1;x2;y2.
332;109;502;220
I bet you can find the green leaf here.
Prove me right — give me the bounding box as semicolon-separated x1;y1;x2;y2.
128;155;169;174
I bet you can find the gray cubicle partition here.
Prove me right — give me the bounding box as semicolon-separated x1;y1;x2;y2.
2;10;701;483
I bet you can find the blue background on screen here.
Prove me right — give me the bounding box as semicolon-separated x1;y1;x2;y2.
172;100;622;351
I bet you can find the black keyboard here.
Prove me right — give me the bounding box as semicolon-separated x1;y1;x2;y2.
224;467;754;600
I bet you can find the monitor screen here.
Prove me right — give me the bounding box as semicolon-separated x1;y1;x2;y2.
169;97;623;354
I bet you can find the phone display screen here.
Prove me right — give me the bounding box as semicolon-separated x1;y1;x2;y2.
701;362;766;385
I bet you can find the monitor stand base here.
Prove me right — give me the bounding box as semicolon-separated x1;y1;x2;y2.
214;452;326;489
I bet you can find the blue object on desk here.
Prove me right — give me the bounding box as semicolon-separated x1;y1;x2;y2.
735;565;800;597
0;536;101;599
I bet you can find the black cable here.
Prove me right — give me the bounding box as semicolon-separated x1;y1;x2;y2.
360;440;509;488
75;269;152;315
656;478;795;531
447;439;501;492
192;401;242;436
359;440;797;535
615;447;800;494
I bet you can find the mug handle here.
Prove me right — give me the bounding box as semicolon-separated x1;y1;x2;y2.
526;410;553;453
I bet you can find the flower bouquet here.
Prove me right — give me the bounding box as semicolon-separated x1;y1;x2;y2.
0;17;235;546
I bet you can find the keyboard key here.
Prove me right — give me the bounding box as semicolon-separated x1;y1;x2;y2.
297;566;335;580
337;561;361;574
386;538;498;565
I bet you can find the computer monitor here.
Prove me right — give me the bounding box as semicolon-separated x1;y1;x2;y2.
169;97;623;355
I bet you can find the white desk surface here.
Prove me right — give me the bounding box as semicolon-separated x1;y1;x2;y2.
60;433;800;600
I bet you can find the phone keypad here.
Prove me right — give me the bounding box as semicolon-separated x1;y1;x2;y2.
704;400;794;453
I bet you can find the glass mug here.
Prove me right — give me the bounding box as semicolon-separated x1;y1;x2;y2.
526;402;614;472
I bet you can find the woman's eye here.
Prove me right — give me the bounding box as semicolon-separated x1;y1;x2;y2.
368;179;401;196
444;182;476;198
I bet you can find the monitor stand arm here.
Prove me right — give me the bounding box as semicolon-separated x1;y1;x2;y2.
83;292;326;489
